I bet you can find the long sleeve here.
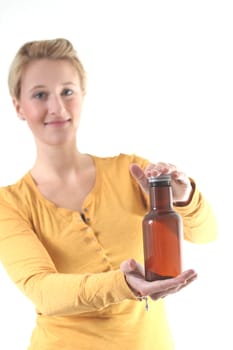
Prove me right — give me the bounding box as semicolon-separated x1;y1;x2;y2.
0;197;136;317
174;181;218;243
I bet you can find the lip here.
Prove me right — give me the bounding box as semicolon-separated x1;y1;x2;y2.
44;119;71;126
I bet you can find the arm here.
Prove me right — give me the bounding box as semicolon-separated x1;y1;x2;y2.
0;199;136;317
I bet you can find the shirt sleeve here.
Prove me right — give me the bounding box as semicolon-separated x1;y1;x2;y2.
0;196;137;317
174;180;218;243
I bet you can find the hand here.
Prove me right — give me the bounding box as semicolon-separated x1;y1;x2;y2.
120;259;197;300
130;162;193;203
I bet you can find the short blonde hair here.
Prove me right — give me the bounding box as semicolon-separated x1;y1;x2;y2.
8;38;86;99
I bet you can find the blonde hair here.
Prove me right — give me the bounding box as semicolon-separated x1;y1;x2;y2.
8;38;86;99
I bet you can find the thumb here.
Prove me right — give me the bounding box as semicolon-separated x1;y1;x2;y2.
130;164;148;193
120;258;137;273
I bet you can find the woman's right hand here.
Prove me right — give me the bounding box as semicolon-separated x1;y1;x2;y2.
120;259;197;300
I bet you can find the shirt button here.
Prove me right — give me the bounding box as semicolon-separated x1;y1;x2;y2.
84;208;88;213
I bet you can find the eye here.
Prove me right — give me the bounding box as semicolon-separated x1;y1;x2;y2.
62;88;73;96
33;91;47;100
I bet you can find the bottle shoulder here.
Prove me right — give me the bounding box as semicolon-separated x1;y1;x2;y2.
143;209;181;220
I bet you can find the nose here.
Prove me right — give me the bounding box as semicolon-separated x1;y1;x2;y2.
47;94;66;116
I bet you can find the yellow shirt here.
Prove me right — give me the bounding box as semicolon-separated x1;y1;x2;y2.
0;154;217;350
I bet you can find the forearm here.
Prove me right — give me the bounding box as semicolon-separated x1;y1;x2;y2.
21;269;136;316
0;210;136;317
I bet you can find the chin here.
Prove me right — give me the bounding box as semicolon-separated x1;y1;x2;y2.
37;135;76;147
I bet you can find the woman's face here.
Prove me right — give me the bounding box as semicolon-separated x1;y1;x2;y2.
14;58;84;146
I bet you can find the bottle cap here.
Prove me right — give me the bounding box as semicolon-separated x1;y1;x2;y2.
148;174;172;183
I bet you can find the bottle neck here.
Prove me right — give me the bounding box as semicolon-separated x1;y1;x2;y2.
149;184;173;211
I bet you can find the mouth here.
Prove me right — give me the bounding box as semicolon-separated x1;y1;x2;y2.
44;118;71;126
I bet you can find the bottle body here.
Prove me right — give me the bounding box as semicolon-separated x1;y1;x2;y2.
142;175;183;281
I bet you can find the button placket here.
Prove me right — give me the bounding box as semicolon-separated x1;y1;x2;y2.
81;207;91;224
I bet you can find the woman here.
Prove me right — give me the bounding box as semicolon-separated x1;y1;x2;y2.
0;38;217;350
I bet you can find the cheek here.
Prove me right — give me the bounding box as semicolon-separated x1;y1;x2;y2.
67;95;83;112
23;103;44;122
68;99;81;111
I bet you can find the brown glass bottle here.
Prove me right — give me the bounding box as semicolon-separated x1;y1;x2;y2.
142;174;183;281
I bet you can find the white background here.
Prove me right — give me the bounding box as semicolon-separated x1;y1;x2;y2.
0;1;232;349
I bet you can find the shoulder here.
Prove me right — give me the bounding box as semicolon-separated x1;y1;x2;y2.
0;173;33;216
92;153;150;170
92;153;150;195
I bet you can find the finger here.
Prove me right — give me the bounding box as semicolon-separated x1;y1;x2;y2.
145;162;190;180
120;259;137;273
130;164;148;191
134;262;145;276
171;170;190;185
150;292;168;300
120;259;145;278
166;272;198;293
174;269;198;283
150;272;197;300
142;269;197;295
177;273;198;289
145;162;178;178
153;273;198;299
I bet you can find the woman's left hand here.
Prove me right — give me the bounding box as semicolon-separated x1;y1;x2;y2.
130;162;193;204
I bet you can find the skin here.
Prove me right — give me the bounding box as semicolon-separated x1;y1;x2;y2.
13;58;197;300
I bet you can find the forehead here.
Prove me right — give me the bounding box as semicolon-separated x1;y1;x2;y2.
21;58;80;86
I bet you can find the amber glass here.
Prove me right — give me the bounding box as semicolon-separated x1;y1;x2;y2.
142;175;183;281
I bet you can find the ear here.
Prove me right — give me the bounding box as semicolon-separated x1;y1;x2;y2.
12;98;26;121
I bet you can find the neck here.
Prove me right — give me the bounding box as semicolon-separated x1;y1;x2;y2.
31;139;85;181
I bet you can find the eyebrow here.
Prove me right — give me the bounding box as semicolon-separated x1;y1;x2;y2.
29;82;77;92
